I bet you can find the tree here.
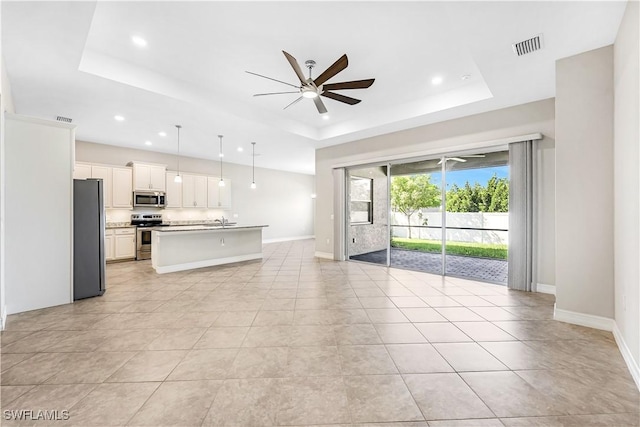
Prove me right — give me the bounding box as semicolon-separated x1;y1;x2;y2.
446;174;509;213
390;175;440;238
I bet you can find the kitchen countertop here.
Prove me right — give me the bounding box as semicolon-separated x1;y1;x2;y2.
106;222;136;229
155;224;268;232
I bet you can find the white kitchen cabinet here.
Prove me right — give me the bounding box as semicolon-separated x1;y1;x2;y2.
132;162;166;192
114;228;136;260
105;230;115;261
207;176;232;209
112;167;133;208
73;163;92;180
165;171;183;208
182;174;207;208
91;165;112;208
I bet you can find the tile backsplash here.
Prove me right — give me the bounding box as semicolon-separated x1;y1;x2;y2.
106;208;231;224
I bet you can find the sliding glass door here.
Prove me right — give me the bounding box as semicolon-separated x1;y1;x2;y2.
443;151;509;284
347;165;389;266
346;149;510;285
389;160;443;275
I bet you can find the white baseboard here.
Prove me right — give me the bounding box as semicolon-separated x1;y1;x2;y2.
262;235;314;244
154;253;263;274
553;305;615;331
314;251;334;260
613;323;640;390
536;283;556;295
1;305;6;331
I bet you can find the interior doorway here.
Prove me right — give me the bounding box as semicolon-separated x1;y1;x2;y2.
346;150;509;284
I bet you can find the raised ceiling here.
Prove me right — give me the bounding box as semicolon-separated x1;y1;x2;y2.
2;1;626;174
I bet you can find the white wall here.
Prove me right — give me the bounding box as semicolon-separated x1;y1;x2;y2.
5;115;75;315
316;99;556;284
0;0;17;327
555;46;614;319
614;0;640;382
75;141;315;241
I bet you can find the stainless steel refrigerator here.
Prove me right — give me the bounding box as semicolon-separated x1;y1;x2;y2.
73;178;106;300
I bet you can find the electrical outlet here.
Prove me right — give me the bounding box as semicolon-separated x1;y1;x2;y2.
352;238;356;243
330;214;334;220
233;213;239;218
326;238;330;245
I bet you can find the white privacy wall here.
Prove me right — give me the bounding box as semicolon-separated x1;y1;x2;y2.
613;0;639;383
75;141;315;241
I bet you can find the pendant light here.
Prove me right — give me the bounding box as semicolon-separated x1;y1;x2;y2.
218;135;225;187
174;125;182;183
250;142;257;189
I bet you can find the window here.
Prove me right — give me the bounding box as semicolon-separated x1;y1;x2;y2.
350;177;373;224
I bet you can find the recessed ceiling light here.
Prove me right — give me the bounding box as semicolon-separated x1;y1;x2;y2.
145;141;152;146
219;153;224;158
158;131;167;137
114;115;125;121
461;74;471;81
322;114;330;120
131;35;147;48
431;76;443;85
237;147;244;152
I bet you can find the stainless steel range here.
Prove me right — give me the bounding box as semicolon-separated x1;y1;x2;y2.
131;213;168;260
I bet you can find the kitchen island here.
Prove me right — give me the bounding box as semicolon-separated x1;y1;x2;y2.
151;225;268;274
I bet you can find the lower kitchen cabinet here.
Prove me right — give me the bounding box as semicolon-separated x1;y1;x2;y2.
113;228;136;260
105;230;115;261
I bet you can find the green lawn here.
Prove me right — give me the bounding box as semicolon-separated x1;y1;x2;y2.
391;238;508;260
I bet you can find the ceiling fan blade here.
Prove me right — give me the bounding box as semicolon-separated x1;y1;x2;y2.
314;54;348;87
245;71;300;89
321;91;361;105
437;158;444;165
461;154;486;158
449;157;467;162
282;51;307;85
283;96;303;110
322;79;375;91
253;91;300;97
313;97;328;114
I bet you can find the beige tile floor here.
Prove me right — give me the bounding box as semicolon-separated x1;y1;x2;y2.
1;240;638;426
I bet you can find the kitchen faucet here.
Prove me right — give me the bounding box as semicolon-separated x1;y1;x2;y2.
214;216;226;227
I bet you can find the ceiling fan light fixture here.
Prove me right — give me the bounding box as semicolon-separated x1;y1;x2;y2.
301;89;318;99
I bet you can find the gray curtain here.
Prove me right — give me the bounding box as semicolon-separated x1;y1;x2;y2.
508;140;536;291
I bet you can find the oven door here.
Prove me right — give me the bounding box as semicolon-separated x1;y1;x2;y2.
136;228;153;260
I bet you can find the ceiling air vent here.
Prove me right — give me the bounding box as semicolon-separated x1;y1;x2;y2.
56;116;73;123
512;34;544;56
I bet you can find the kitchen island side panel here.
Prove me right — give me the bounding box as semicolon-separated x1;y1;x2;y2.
152;227;264;273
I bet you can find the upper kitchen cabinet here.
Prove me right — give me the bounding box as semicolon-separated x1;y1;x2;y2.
165;171;183;208
207;176;232;209
73;163;92;180
131;162;166;192
182;174;208;208
74;163;113;207
112;167;133;208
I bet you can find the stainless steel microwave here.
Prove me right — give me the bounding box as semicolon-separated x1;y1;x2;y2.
133;191;166;208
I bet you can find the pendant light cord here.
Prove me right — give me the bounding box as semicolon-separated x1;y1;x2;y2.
252;142;256;183
176;125;181;175
218;135;224;182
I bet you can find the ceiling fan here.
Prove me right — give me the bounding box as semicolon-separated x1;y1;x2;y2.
437;154;486;165
246;51;375;114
